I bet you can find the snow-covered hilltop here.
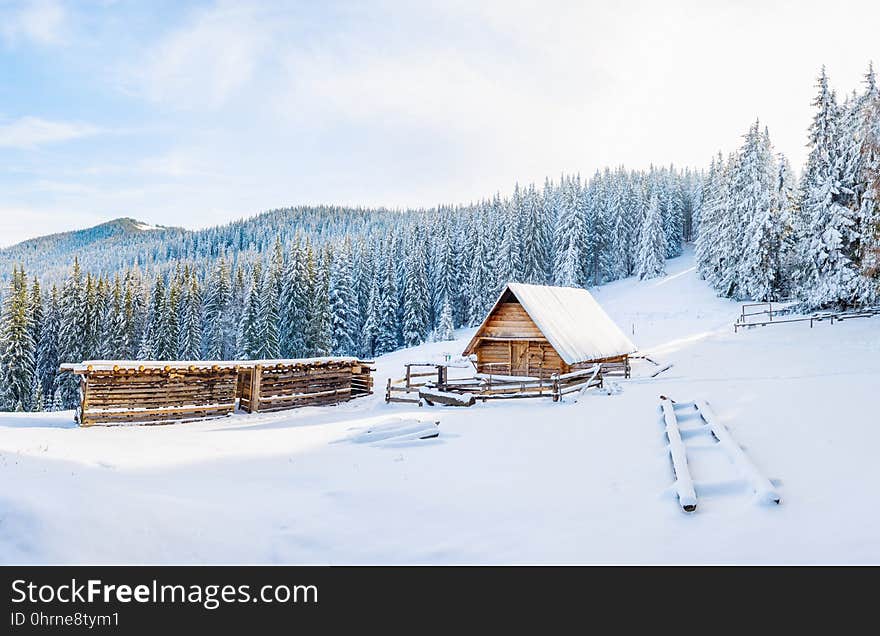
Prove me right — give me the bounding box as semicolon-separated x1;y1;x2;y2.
1;248;878;564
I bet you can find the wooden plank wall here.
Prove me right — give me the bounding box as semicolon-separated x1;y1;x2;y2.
241;360;375;414
474;341;564;378
79;367;238;426
73;359;375;425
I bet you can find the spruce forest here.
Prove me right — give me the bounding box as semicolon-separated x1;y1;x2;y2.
2;64;878;413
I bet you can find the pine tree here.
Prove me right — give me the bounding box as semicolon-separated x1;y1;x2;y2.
435;296;455;341
203;258;231;360
0;267;35;410
237;266;263;360
553;175;588;286
36;284;60;399
305;250;332;356
57;258;86;407
402;235;429;347
520;183;549;284
800;67;860;308
375;246;400;355
635;193;666;280
179;274;203;359
736;123;783;300
280;240;309;357
329;240;358;355
467;216;495;325
360;274;381;358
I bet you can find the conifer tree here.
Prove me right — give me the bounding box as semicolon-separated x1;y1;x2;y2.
635;193;666;280
0;267;35;410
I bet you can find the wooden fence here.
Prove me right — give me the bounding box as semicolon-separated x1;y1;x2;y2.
60;358;374;426
734;303;880;332
385;362;603;405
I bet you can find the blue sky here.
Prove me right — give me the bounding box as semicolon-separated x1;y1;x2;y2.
1;0;878;246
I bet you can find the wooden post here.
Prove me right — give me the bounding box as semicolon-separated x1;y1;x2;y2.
78;376;89;426
551;374;560;402
385;377;392;403
250;364;263;413
405;365;412;389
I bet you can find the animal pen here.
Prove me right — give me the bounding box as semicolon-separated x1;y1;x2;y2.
59;358;374;426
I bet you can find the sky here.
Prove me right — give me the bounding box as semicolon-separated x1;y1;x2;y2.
1;0;878;246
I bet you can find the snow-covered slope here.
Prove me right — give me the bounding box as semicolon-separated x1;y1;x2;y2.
2;248;879;564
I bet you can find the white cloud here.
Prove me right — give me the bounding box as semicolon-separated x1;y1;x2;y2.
0;116;102;149
125;2;272;109
1;0;66;46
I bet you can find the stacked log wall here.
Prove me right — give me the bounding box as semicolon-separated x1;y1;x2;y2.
78;367;238;426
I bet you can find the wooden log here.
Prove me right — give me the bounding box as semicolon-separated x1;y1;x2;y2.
419;388;475;407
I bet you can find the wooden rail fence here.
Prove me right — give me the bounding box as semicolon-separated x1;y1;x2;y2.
385;362;604;405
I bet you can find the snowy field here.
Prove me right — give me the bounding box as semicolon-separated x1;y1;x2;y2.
2;247;879;564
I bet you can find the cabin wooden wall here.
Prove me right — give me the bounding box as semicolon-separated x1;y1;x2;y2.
474;340;566;378
480;302;544;339
78;368;238;426
471;300;566;377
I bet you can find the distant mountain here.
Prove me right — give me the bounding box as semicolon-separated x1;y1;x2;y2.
0;207;398;285
0;218;187;282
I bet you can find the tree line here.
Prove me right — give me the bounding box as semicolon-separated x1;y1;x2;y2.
0;166;699;411
696;64;880;306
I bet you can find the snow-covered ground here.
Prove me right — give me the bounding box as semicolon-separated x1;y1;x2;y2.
2;247;879;564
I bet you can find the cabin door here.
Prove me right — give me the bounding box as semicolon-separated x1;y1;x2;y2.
510;341;529;376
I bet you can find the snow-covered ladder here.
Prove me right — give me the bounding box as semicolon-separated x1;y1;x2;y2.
694;401;781;505
659;396;697;512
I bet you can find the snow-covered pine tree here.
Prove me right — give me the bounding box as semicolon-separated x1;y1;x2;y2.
695;155;720;282
57;258;86;407
360;274;380;358
520;183;549;284
304;249;332;357
662;167;684;258
203;258;231;360
259;259;281;359
179;273;203;359
375;244;400;356
736;122;784;300
435;296;454;341
553;175;588;287
28;277;42;369
498;185;524;287
237;265;263;360
856;63;880;304
329;240;358;355
635;193;666;280
800;67;861;308
401;233;429;347
50;387;64;412
586;170;608;286
467;213;495;326
280;239;309;358
0;267;35;410
36;284;60;399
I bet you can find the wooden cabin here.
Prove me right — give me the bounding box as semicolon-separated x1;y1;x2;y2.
462;283;636;378
59;357;374;426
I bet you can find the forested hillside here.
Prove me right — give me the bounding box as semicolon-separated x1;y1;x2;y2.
0;64;877;414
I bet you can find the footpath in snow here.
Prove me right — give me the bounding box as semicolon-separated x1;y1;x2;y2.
1;247;879;564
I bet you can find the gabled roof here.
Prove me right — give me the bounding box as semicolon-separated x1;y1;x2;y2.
463;283;636;364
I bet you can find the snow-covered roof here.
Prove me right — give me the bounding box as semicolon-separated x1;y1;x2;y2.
60;357;365;373
464;283;636;364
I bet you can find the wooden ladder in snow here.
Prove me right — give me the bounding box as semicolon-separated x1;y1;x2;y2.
659;396;780;513
659;396;697;512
